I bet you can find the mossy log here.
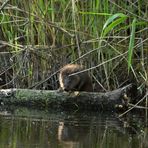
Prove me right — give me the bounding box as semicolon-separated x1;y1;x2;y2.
0;85;133;111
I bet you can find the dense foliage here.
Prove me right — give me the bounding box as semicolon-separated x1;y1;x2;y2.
0;0;147;95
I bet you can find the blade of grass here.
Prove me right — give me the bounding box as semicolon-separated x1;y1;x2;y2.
102;16;127;37
128;18;136;73
102;13;127;30
100;13;127;45
79;11;111;16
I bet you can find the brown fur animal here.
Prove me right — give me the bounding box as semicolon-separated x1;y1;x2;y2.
59;64;93;92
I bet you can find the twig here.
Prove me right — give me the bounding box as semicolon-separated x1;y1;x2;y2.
119;92;148;117
128;103;148;109
0;0;9;11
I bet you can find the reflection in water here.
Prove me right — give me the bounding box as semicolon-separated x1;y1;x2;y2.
0;107;147;148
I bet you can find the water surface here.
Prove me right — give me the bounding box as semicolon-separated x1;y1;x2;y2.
0;107;147;148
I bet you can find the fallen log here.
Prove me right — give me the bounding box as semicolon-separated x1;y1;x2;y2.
0;84;134;111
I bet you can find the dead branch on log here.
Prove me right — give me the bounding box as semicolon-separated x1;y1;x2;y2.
119;92;148;117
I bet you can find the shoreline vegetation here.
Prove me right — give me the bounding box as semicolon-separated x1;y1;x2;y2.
0;1;147;113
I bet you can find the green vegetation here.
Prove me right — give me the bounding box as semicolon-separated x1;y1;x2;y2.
0;0;147;95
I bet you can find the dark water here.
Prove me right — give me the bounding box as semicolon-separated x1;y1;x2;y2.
0;107;147;148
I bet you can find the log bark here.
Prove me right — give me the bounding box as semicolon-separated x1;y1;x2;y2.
0;84;133;111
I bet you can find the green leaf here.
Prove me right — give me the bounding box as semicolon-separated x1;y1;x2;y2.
102;17;127;37
128;18;136;73
79;11;111;16
103;13;127;30
100;13;127;38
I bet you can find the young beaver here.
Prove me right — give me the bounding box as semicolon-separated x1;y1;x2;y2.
59;64;93;92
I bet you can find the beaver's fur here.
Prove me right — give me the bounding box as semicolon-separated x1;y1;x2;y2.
59;64;93;92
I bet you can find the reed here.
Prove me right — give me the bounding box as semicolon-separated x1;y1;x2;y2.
0;0;147;95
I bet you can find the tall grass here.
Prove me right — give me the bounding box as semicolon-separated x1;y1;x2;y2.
128;18;136;73
0;0;147;95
